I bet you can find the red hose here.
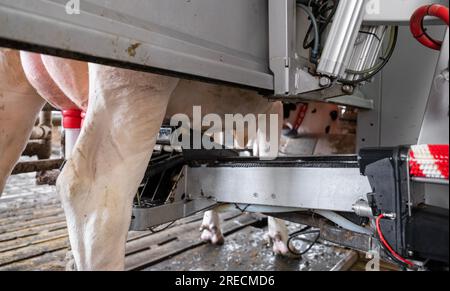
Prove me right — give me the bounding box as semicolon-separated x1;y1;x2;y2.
376;214;415;267
410;4;449;50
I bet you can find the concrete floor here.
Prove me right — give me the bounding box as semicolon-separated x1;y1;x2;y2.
148;226;348;271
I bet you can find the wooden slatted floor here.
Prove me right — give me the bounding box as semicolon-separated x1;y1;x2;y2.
0;174;271;271
0;176;264;271
1;173;392;271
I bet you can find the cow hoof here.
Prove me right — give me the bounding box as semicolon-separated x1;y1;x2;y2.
200;224;225;246
65;251;77;271
265;233;300;259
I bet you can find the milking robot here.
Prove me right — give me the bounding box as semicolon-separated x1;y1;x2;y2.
0;0;448;269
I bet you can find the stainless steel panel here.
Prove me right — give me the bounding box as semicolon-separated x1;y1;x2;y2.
1;0;445;94
357;75;382;150
418;29;449;145
187;167;372;212
358;26;447;149
363;0;449;25
380;26;447;146
0;0;273;90
424;184;449;209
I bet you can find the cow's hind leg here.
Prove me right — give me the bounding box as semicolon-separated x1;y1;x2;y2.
199;131;228;246
57;64;178;270
200;210;225;245
0;49;45;194
256;103;298;257
0;90;44;194
265;217;297;257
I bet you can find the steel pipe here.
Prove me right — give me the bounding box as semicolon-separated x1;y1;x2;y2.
317;0;366;78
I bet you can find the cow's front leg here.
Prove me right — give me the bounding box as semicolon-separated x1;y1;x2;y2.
57;64;178;271
200;210;224;245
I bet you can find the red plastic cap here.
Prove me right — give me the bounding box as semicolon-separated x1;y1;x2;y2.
63;109;83;129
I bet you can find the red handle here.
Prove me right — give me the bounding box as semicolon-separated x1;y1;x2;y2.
410;4;449;50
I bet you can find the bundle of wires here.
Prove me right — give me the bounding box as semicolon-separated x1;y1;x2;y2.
296;0;338;64
375;214;416;269
296;0;399;85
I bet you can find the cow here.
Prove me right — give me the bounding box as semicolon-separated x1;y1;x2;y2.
0;49;295;270
1;48;352;270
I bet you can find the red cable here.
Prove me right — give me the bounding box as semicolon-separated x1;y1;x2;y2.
376;214;415;267
410;4;449;50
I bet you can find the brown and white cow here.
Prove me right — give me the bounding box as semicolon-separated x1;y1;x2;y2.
0;48;351;270
0;49;291;270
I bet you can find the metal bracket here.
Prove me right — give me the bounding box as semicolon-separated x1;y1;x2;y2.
130;198;217;231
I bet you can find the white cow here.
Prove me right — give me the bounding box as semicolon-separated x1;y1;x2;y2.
1;49;299;270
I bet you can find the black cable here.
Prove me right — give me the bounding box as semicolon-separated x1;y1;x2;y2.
297;3;321;64
287;227;321;256
339;26;399;85
357;30;383;43
372;227;417;270
234;204;251;213
303;1;337;50
293;225;312;234
375;236;413;270
149;220;177;234
300;0;338;65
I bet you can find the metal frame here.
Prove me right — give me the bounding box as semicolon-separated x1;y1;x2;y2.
267;0;447;108
131;198;217;231
130;156;373;230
